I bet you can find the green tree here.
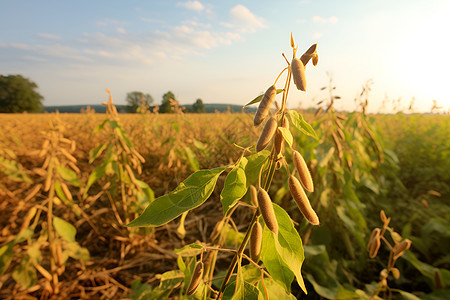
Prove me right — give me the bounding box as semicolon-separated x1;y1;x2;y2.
160;91;178;113
192;98;206;113
126;91;153;113
0;75;43;113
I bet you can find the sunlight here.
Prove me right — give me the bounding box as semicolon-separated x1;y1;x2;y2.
394;3;450;110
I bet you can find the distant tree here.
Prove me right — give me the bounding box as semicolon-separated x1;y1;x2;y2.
126;91;153;113
192;98;206;113
160;91;178;113
0;75;43;113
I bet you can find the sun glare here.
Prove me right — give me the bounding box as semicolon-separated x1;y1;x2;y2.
394;4;450;111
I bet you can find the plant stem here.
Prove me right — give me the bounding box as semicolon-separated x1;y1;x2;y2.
216;211;259;299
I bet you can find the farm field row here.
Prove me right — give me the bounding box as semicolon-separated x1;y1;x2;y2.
0;110;449;299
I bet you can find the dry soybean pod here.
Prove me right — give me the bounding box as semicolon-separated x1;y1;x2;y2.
250;219;263;263
293;150;314;192
60;182;73;201
257;188;278;234
60;148;77;163
187;260;204;295
366;228;381;251
288;175;319;225
369;236;381;258
24;184;43;202
254;85;277;126
392;239;412;260
250;185;258;207
256;117;277;152
274;115;289;156
291;57;307;91
300;43;318;66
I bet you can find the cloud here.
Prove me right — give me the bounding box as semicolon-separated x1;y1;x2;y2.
224;4;265;33
313;16;338;24
117;27;127;34
177;1;204;11
2;4;261;68
38;33;61;40
10;43;29;50
313;32;323;39
96;18;125;27
22;55;47;62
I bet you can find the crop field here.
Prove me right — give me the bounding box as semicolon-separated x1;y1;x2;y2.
0;105;449;299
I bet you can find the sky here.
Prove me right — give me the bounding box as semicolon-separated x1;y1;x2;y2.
1;0;449;113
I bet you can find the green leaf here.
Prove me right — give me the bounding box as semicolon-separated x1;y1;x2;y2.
0;156;33;183
260;226;294;293
174;243;204;257
130;280;156;300
12;256;36;289
109;120;120;129
272;203;307;294
1;226;35;274
53;217;76;242
65;242;90;262
243;89;284;108
89;143;107;163
154;270;185;299
399;291;421;300
93;119;108;133
184;146;199;171
259;277;297;300
221;158;248;214
85;163;107;193
232;264;260;300
244;150;270;186
287;110;318;140
127;166;228;227
303;245;359;299
54;181;73;204
57;166;81;187
278;127;293;149
0;244;14;275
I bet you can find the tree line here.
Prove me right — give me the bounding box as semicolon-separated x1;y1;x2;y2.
125;91;205;114
0;74;206;113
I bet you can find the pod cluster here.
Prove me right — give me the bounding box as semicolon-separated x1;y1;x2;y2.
253;35;318;155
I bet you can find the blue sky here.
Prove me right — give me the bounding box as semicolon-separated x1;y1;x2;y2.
1;0;449;113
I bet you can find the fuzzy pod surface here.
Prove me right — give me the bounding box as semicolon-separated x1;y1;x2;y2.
256;117;277;152
254;85;277;126
288;175;319;225
300;43;318;66
274;115;289;156
291;58;307;91
250;221;263;262
186;261;204;295
257;188;278;234
293;150;314;192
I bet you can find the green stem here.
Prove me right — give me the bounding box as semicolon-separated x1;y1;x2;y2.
216;211;259;299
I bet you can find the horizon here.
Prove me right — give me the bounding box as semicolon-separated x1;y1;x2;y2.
1;0;449;114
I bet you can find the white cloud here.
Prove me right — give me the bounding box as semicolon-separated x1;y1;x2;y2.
10;43;29;50
296;19;307;23
313;16;338;24
313;32;323;39
22;55;47;62
36;44;92;62
227;5;265;33
84;49;115;58
38;33;61;40
96;18;125;27
117;27;127;34
177;1;204;11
